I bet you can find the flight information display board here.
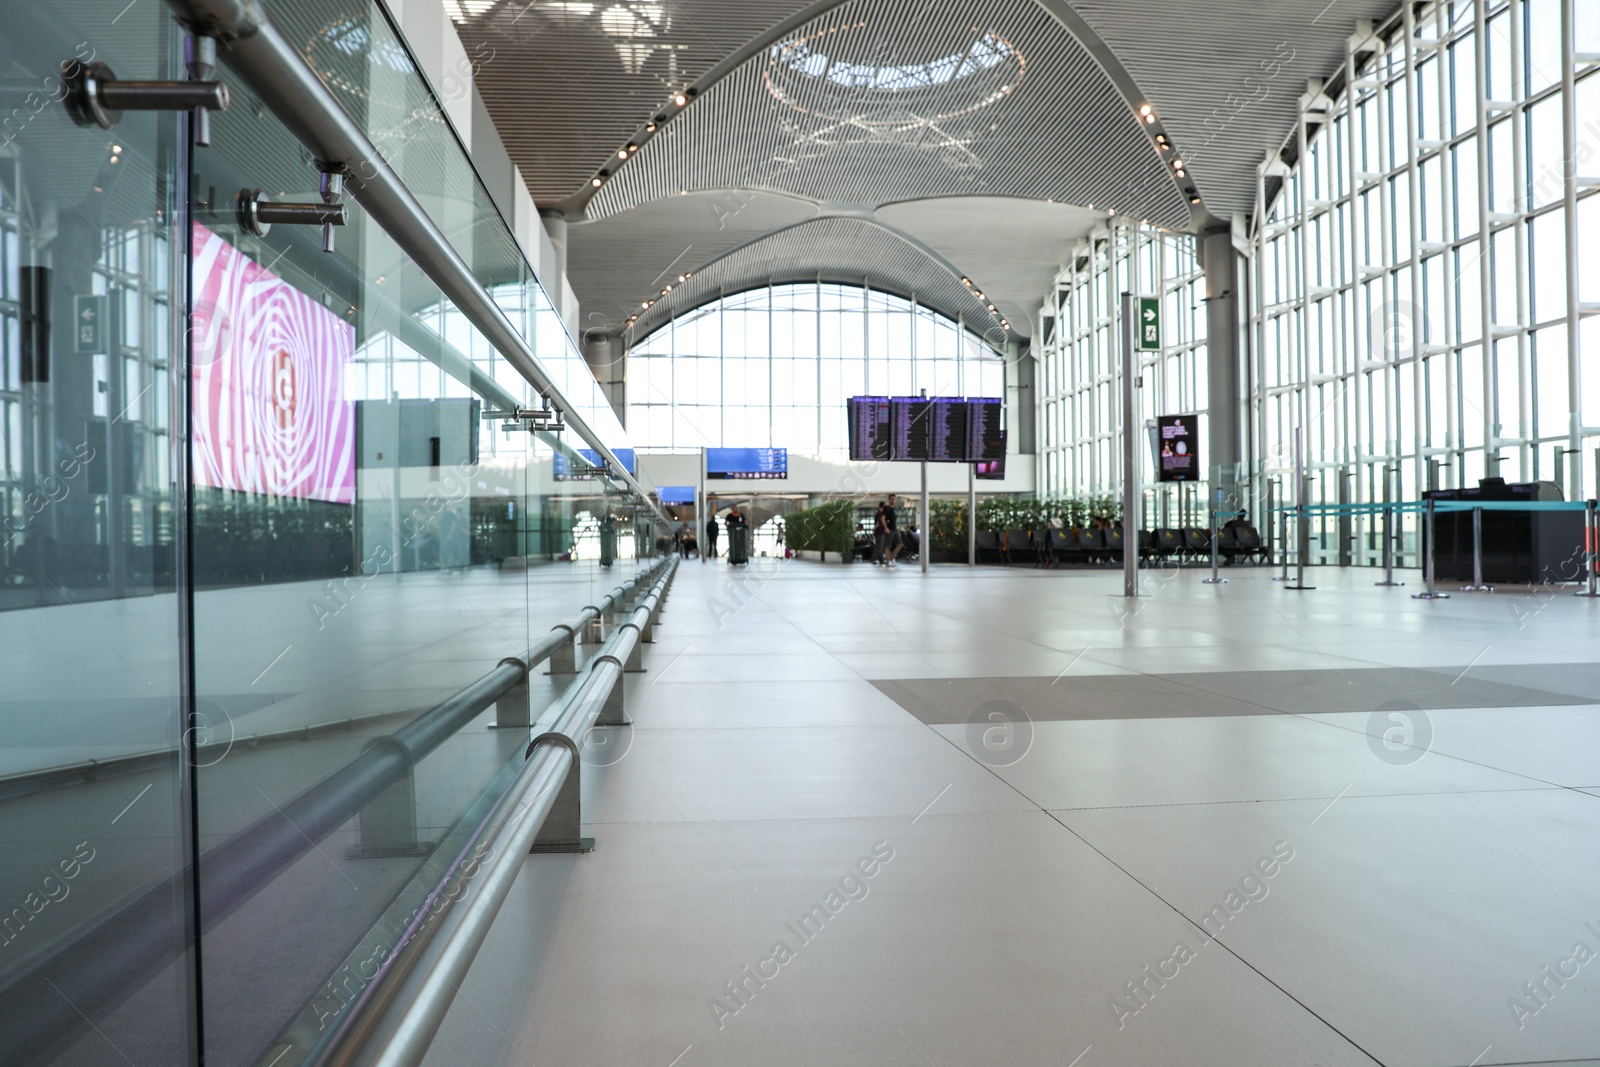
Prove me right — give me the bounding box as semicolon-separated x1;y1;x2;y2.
928;398;970;462
706;447;787;479
889;397;932;461
848;396;1004;462
848;396;893;461
966;397;1005;462
657;485;695;505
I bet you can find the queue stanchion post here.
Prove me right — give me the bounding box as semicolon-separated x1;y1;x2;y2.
1411;496;1449;600
1273;487;1290;582
1577;498;1600;598
1375;467;1402;587
1286;467;1314;591
1460;505;1494;592
1204;499;1226;585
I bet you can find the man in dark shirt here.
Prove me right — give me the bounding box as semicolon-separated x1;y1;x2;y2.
883;494;901;568
705;514;719;559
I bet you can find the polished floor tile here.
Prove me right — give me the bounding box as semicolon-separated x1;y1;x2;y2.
422;560;1600;1067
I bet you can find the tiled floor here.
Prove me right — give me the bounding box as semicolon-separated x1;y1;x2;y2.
423;558;1600;1067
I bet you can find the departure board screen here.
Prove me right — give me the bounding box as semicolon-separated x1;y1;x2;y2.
889;397;932;461
848;396;892;461
928;398;970;462
706;447;787;479
966;397;1005;462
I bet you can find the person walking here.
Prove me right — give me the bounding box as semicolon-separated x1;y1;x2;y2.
883;494;902;568
873;500;889;565
704;513;719;559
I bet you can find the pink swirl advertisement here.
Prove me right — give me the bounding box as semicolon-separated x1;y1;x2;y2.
191;223;356;504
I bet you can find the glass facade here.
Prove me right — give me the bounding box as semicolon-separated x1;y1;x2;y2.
0;0;659;1064
1041;0;1599;557
1038;226;1209;515
1251;0;1599;562
626;283;1006;454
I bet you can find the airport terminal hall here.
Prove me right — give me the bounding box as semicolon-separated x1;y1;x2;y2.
7;0;1600;1063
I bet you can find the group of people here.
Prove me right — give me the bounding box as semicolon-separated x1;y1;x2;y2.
672;504;752;560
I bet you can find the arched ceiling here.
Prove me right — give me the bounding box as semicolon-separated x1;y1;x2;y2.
448;0;1400;346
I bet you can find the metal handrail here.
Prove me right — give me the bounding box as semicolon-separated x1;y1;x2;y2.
0;564;662;803
298;561;676;1067
161;0;665;523
0;558;667;1066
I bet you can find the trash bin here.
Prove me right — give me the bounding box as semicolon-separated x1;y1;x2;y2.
727;525;750;565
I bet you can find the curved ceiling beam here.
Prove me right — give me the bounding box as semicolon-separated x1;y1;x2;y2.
619;215;1021;345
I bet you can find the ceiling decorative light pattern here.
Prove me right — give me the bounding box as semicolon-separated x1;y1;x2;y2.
764;24;1025;123
590;0;1189;229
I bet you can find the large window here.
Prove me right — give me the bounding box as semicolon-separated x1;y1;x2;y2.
1250;0;1599;562
626;283;1006;454
1038;226;1208;510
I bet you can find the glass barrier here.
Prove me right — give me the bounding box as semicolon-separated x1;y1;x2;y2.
0;3;195;1065
0;0;661;1061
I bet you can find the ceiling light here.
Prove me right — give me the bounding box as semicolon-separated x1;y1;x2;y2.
661;287;671;295
1139;104;1152;116
974;291;984;300
641;301;650;309
1002;323;1011;330
627;143;638;152
1173;159;1183;168
1190;196;1201;204
683;271;692;279
961;277;970;285
646;123;657;132
672;92;688;106
112;144;123;153
618;150;628;159
1176;169;1186;177
592;177;603;187
1144;115;1155;124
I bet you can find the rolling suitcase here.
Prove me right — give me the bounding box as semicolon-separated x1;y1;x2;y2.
727;525;750;565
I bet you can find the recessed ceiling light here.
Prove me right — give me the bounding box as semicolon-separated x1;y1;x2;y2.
672;92;688;106
592;177;603;187
618;150;628;159
1139;104;1152;116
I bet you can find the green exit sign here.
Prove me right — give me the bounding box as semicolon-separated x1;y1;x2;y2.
1138;296;1161;351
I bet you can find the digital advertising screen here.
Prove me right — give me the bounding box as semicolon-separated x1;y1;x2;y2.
191;222;356;503
889;397;931;461
966;396;1005;462
1156;414;1199;482
848;396;892;461
554;447;636;480
928;398;970;462
975;449;1007;480
706;447;788;480
658;485;696;505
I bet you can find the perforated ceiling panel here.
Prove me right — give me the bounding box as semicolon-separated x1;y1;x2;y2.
625;217;1004;341
589;0;1190;228
1068;0;1400;217
449;0;817;201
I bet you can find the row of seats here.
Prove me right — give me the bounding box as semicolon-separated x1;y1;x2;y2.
972;525;1273;567
1143;525;1270;564
976;528;1125;567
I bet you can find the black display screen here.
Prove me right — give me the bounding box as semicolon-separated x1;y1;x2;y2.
966;397;1005;462
928;398;969;462
848;396;892;461
889;397;931;461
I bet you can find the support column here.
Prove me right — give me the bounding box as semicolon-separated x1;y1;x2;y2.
1201;228;1242;502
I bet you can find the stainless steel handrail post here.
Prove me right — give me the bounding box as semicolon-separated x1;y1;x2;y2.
1460;506;1493;592
1412;497;1449;599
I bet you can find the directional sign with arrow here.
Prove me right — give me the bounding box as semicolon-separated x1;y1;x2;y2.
74;294;106;356
1138;296;1161;352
